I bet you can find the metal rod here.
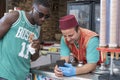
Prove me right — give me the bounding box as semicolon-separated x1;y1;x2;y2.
110;57;113;75
110;52;114;75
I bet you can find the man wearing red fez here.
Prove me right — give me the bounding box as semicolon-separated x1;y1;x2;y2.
54;15;100;77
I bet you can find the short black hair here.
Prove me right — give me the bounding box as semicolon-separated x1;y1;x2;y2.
33;0;50;8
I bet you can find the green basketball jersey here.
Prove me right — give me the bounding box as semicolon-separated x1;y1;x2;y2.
0;10;40;80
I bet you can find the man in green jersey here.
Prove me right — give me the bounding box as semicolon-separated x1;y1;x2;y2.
0;0;50;80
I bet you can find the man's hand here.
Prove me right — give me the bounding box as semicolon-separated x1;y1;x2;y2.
32;39;40;53
29;34;40;54
59;63;76;76
54;65;63;77
29;34;40;61
30;39;40;61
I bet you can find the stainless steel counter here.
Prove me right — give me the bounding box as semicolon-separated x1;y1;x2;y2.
31;63;101;80
31;58;120;80
31;69;99;80
30;59;107;80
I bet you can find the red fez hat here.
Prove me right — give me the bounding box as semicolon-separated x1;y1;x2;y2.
59;15;78;30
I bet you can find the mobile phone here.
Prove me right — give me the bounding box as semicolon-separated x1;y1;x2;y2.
56;60;65;67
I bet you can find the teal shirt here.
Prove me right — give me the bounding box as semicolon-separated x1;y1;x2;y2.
60;36;99;63
0;11;40;80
